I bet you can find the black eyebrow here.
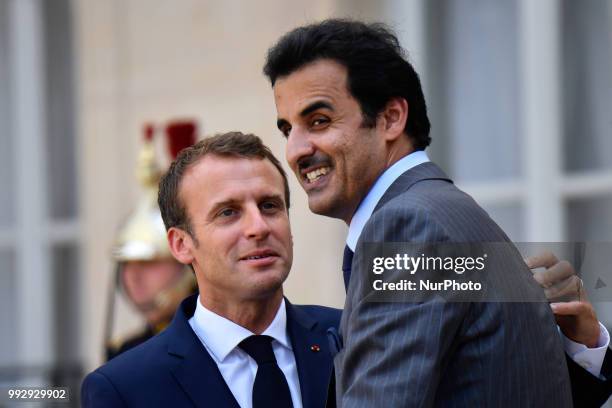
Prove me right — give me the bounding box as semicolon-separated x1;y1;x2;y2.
276;100;334;133
300;100;334;117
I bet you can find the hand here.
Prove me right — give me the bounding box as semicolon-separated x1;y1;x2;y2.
525;250;601;348
550;301;600;348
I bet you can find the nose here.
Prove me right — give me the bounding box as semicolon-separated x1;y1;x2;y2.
244;205;271;240
285;128;315;171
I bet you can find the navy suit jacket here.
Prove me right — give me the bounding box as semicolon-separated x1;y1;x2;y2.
568;348;612;407
82;295;341;408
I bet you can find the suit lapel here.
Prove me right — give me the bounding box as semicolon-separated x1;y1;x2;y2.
167;295;240;408
286;301;335;408
373;162;453;213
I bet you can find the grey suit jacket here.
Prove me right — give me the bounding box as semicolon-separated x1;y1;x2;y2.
335;162;572;407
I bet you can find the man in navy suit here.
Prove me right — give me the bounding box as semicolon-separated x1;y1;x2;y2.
81;131;340;408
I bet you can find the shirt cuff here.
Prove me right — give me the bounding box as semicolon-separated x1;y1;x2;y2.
563;322;610;378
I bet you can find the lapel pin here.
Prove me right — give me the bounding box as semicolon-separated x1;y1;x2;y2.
310;344;321;352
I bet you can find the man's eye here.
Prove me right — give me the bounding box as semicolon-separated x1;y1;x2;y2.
311;117;329;128
261;201;280;211
219;208;236;217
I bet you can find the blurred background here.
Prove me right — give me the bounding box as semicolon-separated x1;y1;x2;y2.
0;0;611;405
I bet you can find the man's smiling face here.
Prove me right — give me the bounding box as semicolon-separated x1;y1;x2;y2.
273;59;387;223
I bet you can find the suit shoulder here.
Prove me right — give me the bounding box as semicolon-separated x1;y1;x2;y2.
294;304;342;329
384;178;476;213
106;327;155;360
365;189;452;243
82;370;127;407
369;179;507;242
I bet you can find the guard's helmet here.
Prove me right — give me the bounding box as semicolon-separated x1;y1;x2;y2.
113;124;169;262
104;121;198;357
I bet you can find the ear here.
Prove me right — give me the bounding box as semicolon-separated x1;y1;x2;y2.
378;97;408;142
167;227;195;265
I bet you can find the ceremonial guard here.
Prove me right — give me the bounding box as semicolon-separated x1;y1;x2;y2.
104;121;198;360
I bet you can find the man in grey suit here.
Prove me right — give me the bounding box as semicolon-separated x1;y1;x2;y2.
263;19;608;406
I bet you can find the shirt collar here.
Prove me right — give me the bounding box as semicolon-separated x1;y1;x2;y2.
346;150;429;251
190;296;290;363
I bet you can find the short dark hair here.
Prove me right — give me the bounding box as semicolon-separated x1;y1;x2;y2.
158;131;291;236
263;19;431;150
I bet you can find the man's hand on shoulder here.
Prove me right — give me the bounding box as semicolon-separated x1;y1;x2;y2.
525;250;601;348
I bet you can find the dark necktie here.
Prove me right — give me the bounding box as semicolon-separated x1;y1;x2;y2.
342;245;354;292
239;335;294;408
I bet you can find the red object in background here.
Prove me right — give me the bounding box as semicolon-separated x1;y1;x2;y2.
143;123;155;142
166;120;197;159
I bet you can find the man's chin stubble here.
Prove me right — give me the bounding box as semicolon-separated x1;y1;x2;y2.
308;196;349;221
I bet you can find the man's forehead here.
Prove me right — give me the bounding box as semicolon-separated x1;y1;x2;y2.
181;155;284;196
210;183;283;204
273;59;349;104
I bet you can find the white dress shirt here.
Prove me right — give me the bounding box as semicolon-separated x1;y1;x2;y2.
346;150;430;252
346;150;610;378
563;322;610;378
189;297;303;408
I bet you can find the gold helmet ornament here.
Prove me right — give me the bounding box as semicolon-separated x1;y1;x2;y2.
112;123;169;262
104;120;198;359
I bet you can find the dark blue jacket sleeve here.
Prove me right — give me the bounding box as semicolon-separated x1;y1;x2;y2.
567;348;612;407
81;370;127;408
